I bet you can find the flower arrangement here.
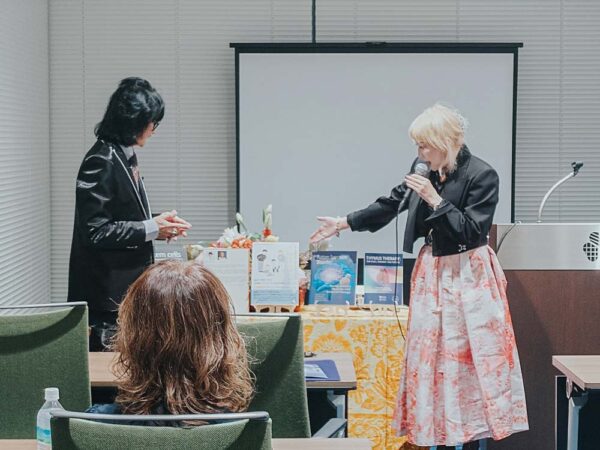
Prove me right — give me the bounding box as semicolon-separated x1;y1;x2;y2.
214;205;279;248
186;204;311;311
187;205;279;259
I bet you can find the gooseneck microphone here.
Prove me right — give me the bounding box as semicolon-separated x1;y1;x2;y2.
537;160;584;223
396;160;431;212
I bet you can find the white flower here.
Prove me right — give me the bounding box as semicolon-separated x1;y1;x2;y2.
217;226;245;246
235;213;248;232
263;204;272;229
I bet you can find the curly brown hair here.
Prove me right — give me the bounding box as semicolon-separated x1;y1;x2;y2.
112;260;254;416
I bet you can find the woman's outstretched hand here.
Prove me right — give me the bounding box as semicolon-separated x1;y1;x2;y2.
309;216;348;243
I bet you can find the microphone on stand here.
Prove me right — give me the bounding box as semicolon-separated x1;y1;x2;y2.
537;161;584;223
397;160;431;212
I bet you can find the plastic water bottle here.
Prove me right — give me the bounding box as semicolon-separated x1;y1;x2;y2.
36;387;63;449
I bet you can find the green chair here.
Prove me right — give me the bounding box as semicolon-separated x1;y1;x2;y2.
50;409;272;450
0;302;91;438
236;313;346;438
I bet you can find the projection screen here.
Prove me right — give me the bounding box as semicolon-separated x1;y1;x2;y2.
234;43;520;257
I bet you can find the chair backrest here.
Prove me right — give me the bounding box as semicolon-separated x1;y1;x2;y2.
50;409;272;450
0;302;91;438
236;313;311;438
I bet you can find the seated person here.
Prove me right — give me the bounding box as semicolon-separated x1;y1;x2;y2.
87;260;254;425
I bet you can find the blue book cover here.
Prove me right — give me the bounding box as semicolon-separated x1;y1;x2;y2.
308;251;357;305
304;359;341;382
363;253;403;305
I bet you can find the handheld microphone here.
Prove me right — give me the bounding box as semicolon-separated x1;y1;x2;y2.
392;159;429;337
396;160;431;212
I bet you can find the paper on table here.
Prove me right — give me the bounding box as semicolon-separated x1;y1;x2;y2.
304;363;328;379
251;242;299;305
204;248;250;313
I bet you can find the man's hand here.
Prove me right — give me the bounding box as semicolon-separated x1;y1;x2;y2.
154;210;192;242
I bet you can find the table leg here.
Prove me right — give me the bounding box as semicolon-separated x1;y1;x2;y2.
326;390;345;419
566;378;588;450
326;390;348;437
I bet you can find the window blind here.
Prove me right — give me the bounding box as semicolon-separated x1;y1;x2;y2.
0;0;50;309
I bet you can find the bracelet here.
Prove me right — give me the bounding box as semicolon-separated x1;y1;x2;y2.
334;217;342;237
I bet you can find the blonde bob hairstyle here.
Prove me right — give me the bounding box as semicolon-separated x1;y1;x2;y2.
408;103;468;172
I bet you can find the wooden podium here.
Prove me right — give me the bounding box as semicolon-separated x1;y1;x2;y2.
488;224;600;450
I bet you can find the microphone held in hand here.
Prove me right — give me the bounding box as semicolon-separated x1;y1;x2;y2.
397;160;431;213
414;160;431;178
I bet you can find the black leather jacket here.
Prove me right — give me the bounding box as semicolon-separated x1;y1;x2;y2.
347;146;499;257
68;140;154;311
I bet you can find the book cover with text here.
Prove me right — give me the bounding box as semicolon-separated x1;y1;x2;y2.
308;251;357;305
363;252;403;305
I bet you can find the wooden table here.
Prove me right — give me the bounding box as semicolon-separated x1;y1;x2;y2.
274;439;372;449
89;351;356;390
90;351;357;430
0;438;373;450
553;355;600;450
553;355;600;390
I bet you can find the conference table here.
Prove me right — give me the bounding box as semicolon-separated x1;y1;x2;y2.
0;438;373;450
553;355;600;450
89;351;356;390
89;351;357;425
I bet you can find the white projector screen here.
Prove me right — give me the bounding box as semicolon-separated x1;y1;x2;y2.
235;44;518;257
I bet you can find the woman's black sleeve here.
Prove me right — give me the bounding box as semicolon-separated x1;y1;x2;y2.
424;167;499;244
346;182;411;233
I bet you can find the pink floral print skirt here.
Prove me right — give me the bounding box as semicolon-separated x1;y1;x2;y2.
392;245;528;447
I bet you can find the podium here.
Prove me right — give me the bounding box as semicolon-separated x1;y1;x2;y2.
488;224;600;450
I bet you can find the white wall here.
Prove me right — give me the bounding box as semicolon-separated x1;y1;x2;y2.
40;0;600;300
0;0;50;307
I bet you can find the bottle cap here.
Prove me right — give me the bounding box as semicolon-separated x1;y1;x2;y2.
44;387;59;401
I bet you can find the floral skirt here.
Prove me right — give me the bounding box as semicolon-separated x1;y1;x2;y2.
392;245;528;446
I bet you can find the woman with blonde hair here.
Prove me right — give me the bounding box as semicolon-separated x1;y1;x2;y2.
87;260;254;423
311;103;528;449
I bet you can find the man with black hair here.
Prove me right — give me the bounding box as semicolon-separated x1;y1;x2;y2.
68;78;191;350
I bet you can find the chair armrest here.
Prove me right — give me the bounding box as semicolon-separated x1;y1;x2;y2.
311;418;347;438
